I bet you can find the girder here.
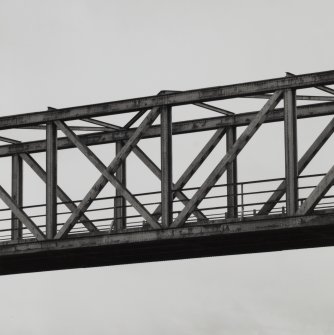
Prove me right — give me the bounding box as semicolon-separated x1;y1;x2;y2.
1;70;334;130
1;70;334;275
1;101;334;158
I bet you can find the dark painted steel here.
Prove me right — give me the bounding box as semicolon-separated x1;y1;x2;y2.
1;71;334;275
11;155;23;240
258;117;334;215
1;213;334;275
297;166;334;214
171;91;283;227
2;101;334;158
161;106;173;227
46;121;58;239
0;185;45;240
21;153;97;232
55;119;161;238
284;89;298;215
114;142;127;231
1;71;334;130
226;127;238;218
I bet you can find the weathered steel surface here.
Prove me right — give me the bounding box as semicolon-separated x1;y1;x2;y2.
171;90;283;227
226;127;238;218
1;71;334;275
284;89;298;215
21;153;97;232
2;101;334;158
132;144;207;221
258;117;334;215
161;106;173;227
0;213;334;275
114;142;127;231
0;186;45;241
46;121;58;239
55;120;161;238
1;70;334;130
297;165;334;214
11;155;23;240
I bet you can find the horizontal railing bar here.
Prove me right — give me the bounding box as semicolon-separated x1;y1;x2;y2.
0;172;328;213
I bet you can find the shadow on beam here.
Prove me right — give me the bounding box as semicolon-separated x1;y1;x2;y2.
1;214;334;276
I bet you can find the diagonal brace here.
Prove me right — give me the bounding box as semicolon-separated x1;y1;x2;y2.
55;121;161;234
20;153;98;232
54;107;162;238
0;185;45;240
132;146;207;221
258;117;334;215
297;164;334;215
4;135;98;233
81;117;207;221
171;90;283;228
151;128;226;220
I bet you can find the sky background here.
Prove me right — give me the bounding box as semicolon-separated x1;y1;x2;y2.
1;0;334;334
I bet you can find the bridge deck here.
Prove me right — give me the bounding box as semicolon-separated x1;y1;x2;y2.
1;212;334;275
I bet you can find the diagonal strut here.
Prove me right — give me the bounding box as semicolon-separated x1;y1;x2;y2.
258;117;334;215
54;107;162;238
4;135;98;233
171;90;283;228
132;145;207;221
55;121;161;235
20;153;98;232
0;185;45;240
297;164;334;215
151;128;227;220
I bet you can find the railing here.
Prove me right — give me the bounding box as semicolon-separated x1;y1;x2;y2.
0;172;333;243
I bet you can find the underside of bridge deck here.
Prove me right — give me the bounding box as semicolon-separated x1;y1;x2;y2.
0;213;334;275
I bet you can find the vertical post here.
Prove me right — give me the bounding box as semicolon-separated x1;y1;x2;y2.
114;141;127;231
284;88;298;215
46;121;57;239
226;126;238;218
161;106;173;227
11;155;23;240
240;183;244;219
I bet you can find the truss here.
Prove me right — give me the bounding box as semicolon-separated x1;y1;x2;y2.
1;70;334;275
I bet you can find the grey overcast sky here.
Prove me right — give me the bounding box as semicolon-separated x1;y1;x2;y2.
1;1;334;334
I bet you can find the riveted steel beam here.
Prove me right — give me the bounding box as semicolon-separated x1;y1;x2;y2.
1;101;334;158
0;70;334;130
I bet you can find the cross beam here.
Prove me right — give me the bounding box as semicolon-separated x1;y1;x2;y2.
2;101;334;158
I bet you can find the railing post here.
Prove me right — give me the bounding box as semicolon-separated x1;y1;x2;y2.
114;141;127;231
240;183;244;219
284;88;298;215
11;154;23;240
161;106;173;227
226;126;238;218
46;121;57;239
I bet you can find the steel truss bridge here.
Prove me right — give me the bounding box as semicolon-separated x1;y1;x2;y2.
2;71;334;275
